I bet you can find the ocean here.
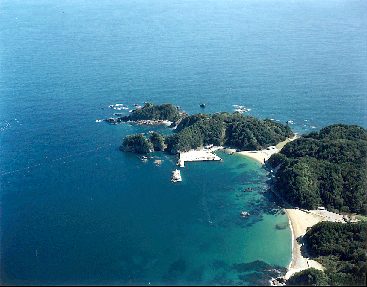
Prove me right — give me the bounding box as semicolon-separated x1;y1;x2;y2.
0;0;366;285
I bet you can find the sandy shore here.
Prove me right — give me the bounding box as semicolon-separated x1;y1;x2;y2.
282;208;348;280
284;209;324;279
237;135;298;164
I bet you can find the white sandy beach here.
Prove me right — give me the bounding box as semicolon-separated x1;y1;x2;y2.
283;208;350;281
237;135;299;164
284;209;324;279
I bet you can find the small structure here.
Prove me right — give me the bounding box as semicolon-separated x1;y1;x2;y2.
177;158;185;167
317;206;326;210
177;147;223;167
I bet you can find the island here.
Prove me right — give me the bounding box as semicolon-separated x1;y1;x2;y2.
105;103;185;126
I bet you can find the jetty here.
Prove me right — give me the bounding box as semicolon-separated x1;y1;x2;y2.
177;145;223;167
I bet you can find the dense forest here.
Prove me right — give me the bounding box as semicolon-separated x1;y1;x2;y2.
118;103;183;123
287;268;328;286
165;112;293;153
287;221;367;286
120;104;293;154
120;134;153;154
268;124;367;214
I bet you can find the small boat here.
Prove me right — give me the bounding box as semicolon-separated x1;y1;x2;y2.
240;211;250;217
171;169;182;182
141;156;148;162
200;103;206;108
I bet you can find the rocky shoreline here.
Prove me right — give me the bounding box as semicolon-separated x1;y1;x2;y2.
104;117;173;126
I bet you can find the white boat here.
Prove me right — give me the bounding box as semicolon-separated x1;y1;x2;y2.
171;169;182;182
240;211;250;217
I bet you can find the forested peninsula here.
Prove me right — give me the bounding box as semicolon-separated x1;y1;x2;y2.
267;124;367;286
268;124;367;215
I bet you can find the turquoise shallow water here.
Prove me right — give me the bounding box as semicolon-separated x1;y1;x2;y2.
1;0;366;285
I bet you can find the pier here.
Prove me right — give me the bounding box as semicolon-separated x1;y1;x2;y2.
177;146;223;167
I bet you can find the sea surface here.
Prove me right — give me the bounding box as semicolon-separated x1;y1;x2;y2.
1;0;366;285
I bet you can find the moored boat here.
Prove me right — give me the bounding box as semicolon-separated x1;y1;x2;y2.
171;169;182;182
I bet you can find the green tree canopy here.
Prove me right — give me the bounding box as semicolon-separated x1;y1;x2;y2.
269;125;367;214
287;268;329;286
121;134;153;154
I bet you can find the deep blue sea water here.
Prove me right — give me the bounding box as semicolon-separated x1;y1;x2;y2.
1;0;366;285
